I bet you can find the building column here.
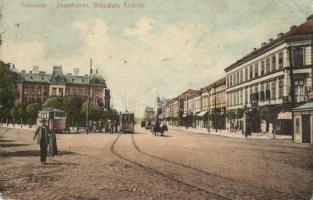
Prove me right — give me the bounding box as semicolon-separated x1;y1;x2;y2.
275;77;279;102
283;70;290;97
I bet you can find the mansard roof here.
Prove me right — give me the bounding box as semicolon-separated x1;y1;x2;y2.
15;66;107;87
20;73;51;83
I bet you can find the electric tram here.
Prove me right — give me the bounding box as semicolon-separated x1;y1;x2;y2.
119;111;134;133
37;108;66;133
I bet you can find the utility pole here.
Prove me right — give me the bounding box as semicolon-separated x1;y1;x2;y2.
86;58;92;134
308;33;313;101
214;83;218;132
186;94;189;129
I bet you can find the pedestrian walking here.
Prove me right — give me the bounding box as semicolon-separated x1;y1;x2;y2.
33;118;50;165
105;122;109;133
114;121;119;133
272;124;276;139
49;129;58;157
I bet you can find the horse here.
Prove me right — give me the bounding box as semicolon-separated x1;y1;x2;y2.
152;124;168;136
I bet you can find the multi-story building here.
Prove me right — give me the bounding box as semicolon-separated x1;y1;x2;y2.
161;83;226;130
183;91;201;128
161;89;198;126
14;65;110;108
224;15;313;135
156;97;169;120
202;77;227;130
166;97;180;126
144;106;155;122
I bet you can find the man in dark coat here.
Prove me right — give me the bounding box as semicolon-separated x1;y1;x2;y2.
33;118;50;164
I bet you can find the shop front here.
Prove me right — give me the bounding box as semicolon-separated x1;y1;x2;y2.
293;103;313;144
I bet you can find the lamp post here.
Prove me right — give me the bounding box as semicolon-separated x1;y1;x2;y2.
86;58;92;134
0;104;2;127
186;94;189;129
214;83;218;132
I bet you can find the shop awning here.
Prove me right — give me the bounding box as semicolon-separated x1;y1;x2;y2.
277;112;292;120
196;110;208;117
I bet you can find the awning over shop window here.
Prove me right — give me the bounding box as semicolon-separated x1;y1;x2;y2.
277;112;292;120
196;110;208;117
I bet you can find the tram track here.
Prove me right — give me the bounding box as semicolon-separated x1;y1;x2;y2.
131;133;307;200
110;133;233;200
0;127;10;138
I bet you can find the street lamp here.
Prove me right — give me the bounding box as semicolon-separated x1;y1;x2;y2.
214;83;218;132
86;58;93;134
186;94;189;129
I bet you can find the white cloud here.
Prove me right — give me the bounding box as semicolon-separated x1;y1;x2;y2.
0;16;290;116
124;17;154;38
0;39;57;70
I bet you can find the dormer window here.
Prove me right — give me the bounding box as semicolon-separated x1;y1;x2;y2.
55;75;61;82
30;76;33;80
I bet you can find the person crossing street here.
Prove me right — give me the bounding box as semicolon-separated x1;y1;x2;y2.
33;118;51;165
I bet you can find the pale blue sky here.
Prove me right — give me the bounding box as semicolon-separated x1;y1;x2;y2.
1;0;313;116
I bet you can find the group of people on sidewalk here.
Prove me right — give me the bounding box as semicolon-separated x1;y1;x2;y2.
86;120;119;133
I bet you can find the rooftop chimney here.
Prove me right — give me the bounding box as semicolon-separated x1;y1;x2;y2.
33;65;39;73
307;14;313;21
290;25;297;31
269;38;274;42
277;33;284;38
253;48;257;51
261;42;267;47
73;68;79;75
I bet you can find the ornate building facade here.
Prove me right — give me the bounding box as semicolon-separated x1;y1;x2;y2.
14;66;110;108
224;15;313;135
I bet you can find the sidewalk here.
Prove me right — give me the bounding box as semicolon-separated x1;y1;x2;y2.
0;123;36;131
169;126;292;140
0;124;87;134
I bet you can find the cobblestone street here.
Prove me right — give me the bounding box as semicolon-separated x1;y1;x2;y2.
0;127;312;200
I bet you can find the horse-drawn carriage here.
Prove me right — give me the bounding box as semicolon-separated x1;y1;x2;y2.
150;119;168;136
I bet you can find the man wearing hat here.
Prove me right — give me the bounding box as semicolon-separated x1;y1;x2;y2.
33;118;50;164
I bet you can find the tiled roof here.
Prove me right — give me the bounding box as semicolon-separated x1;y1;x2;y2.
20;73;51;83
17;70;105;86
225;16;313;72
178;89;199;99
285;17;313;37
203;77;226;91
65;75;89;85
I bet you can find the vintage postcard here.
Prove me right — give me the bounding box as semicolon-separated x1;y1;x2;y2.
0;0;313;199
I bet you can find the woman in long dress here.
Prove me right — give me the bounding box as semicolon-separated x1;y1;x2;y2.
49;129;58;157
